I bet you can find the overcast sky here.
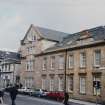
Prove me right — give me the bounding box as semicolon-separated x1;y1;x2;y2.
0;0;105;51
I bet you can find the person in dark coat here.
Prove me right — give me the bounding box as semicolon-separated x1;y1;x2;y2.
63;92;69;105
0;89;4;104
9;85;18;105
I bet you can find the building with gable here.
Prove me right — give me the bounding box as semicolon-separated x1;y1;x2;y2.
19;25;105;102
19;24;68;89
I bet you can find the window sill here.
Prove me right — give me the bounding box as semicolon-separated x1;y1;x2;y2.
42;69;46;70
93;65;100;68
25;70;34;72
79;67;86;69
68;91;73;93
79;93;86;95
58;68;64;70
42;68;47;71
68;67;74;70
50;68;55;70
93;94;101;96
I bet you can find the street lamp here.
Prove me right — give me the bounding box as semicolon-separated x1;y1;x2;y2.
64;49;67;93
0;68;1;88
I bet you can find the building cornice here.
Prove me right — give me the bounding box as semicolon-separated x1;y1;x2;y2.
34;40;105;57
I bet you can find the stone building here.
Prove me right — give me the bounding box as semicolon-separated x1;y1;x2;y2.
20;25;105;102
0;51;21;88
19;24;68;89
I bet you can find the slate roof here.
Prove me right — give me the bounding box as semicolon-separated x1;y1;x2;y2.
0;51;20;62
63;26;105;43
44;26;105;53
21;24;69;44
36;26;69;42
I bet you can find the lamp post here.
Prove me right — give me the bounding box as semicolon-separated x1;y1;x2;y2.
64;49;67;93
0;68;1;88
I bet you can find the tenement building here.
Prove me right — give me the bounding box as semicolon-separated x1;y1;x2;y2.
19;24;68;89
0;51;21;88
20;25;105;102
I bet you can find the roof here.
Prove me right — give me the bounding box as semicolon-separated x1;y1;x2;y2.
0;51;20;62
63;26;105;43
35;26;69;42
21;24;69;44
44;26;105;53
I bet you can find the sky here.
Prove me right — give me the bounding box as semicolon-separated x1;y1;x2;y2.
0;0;105;51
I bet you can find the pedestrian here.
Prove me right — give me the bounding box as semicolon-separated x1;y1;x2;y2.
9;85;18;105
63;92;69;105
0;89;4;104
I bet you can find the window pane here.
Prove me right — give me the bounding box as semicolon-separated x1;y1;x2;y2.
43;58;47;70
80;52;86;67
80;77;86;94
58;78;64;91
68;76;73;92
94;50;101;66
51;56;55;69
59;55;64;69
42;79;46;90
93;76;101;95
50;79;54;91
68;55;74;68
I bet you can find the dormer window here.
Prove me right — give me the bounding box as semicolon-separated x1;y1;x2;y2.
80;30;91;39
77;30;94;45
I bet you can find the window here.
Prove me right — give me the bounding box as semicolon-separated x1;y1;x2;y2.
80;52;86;67
42;78;46;90
50;56;55;69
25;77;33;88
8;65;10;71
5;65;7;71
80;77;86;94
32;35;36;41
10;64;14;71
7;65;10;71
26;60;34;71
94;50;101;67
28;30;36;41
68;55;74;68
58;77;64;91
58;55;64;69
68;76;73;92
50;79;54;91
42;57;47;70
2;66;4;71
27;47;34;54
93;76;101;95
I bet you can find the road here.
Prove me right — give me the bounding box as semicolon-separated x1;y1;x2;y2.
3;93;83;105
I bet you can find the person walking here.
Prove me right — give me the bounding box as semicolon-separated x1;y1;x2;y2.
9;85;18;105
0;89;4;104
63;92;69;105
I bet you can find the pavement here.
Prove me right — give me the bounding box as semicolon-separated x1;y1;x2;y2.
0;104;7;105
69;99;101;105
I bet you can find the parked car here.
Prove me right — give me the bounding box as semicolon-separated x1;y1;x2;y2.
46;91;64;101
18;87;34;95
31;89;48;97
